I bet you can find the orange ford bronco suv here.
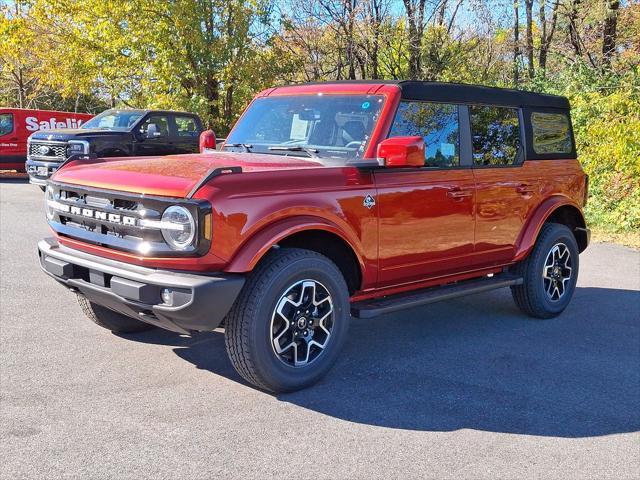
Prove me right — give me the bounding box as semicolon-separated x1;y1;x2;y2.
38;81;590;392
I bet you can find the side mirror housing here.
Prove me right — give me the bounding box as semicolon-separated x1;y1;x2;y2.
146;123;162;138
377;136;425;168
199;129;217;152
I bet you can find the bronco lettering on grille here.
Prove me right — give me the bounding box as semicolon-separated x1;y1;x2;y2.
62;204;137;226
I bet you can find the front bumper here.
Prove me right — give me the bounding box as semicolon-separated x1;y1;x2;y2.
26;159;62;186
38;238;245;334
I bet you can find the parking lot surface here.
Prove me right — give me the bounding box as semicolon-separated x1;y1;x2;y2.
1;179;639;479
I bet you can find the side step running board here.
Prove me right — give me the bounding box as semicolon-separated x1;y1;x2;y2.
351;274;523;319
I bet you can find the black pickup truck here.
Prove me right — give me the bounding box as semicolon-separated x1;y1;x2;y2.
26;109;203;188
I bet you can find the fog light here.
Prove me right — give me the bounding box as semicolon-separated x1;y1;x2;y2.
161;288;173;305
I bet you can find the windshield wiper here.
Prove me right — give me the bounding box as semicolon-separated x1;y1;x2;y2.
268;145;319;158
223;143;253;152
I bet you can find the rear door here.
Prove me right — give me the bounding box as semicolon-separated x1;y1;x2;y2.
469;105;541;267
374;101;476;287
170;114;202;153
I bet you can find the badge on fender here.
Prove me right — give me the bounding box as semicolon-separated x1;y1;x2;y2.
363;194;376;209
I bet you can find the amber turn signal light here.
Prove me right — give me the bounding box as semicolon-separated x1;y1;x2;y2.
204;213;212;240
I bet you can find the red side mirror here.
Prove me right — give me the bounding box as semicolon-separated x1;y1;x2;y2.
377;136;425;167
199;130;217;152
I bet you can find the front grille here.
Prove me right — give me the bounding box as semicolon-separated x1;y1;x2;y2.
46;182;210;257
28;141;67;162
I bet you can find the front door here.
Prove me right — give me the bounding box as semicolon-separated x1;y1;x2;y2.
135;114;173;156
374;101;476;287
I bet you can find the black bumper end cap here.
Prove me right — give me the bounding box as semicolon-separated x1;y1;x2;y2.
43;256;74;278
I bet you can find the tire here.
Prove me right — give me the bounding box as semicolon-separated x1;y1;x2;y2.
224;248;351;393
511;223;579;319
77;295;155;333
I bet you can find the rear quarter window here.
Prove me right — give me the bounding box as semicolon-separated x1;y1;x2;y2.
531;112;572;154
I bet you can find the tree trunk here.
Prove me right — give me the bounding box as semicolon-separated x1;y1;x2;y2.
371;31;380;79
346;0;357;79
437;0;447;26
568;0;582;56
539;0;546;69
370;0;382;79
513;1;520;87
403;0;426;79
525;0;534;79
224;84;234;129
602;0;620;66
204;75;220;121
538;0;559;75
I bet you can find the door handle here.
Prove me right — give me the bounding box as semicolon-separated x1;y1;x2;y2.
516;183;535;195
447;188;473;200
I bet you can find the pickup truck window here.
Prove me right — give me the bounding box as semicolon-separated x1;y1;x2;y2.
175;116;199;137
470;106;521;167
0;113;13;136
226;95;385;162
531;112;572;154
82;110;143;131
139;115;170;137
389;102;460;167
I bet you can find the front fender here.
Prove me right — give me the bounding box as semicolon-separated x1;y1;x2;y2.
514;195;585;261
224;215;365;274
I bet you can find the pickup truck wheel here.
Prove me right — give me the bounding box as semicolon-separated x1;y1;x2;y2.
77;296;155;333
511;223;579;319
224;248;350;393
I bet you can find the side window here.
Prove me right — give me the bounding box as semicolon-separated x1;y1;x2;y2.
0;113;14;136
389;102;460;167
174;116;199;137
531;112;572;154
139;115;170;137
470;106;521;166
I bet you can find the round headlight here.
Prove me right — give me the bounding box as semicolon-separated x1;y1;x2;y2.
161;206;196;250
44;186;55;220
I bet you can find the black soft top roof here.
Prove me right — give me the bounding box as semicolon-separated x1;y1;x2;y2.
398;81;569;109
301;80;569;109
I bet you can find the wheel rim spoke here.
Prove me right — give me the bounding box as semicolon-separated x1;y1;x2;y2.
300;281;316;307
317;310;332;336
545;278;554;296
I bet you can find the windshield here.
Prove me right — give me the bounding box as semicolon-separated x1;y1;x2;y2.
225;95;385;163
82;110;144;131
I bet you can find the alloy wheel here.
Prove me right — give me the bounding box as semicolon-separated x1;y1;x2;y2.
542;242;573;301
270;279;334;367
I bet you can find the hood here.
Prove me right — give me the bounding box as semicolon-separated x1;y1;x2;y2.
51;151;323;197
30;128;125;141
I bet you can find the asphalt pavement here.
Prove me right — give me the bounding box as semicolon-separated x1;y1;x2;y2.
1;178;639;479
